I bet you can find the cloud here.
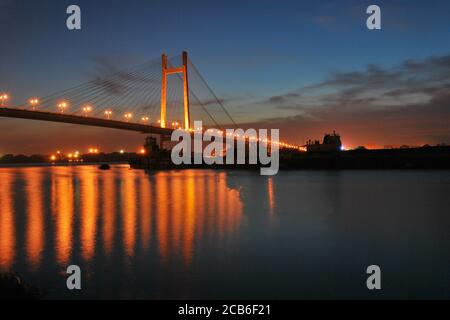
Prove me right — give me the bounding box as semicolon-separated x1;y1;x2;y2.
249;54;450;147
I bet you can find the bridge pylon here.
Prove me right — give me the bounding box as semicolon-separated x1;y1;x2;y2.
160;51;190;130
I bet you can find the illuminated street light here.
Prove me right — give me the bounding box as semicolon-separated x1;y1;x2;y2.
104;109;113;119
141;116;149;123
0;93;9;107
29;98;39;110
124;112;133;122
57;102;67;113
82;105;92;116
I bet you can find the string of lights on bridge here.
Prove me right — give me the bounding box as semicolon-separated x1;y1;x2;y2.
0;92;304;151
0;54;304;151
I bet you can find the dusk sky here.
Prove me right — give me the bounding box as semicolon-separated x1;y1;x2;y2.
1;0;450;154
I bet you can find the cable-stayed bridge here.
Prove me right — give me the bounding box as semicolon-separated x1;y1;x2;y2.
0;52;301;151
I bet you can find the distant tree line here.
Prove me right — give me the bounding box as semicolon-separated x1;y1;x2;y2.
0;152;141;164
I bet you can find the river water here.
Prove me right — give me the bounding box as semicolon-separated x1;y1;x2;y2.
0;165;449;299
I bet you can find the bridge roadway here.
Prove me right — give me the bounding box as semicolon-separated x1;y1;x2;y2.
0;107;174;135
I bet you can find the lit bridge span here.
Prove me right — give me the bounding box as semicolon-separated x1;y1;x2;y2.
0;107;173;135
0;52;302;150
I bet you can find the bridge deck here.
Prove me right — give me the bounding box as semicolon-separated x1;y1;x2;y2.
0;107;174;135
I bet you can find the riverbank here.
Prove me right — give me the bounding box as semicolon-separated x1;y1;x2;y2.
281;145;450;169
130;146;450;170
0;162;129;168
0;273;42;300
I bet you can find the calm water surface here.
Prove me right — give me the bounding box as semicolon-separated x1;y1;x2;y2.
0;165;450;299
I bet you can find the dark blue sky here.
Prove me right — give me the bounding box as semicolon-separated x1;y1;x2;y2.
1;0;450;152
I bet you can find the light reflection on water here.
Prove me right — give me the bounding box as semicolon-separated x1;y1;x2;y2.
1;166;450;299
0;165;243;297
0;172;14;270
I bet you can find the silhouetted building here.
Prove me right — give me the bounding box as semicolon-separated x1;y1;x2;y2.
306;131;342;153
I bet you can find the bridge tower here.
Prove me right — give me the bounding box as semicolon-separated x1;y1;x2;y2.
160;51;191;130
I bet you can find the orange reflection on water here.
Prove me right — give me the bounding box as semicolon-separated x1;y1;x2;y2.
80;167;98;261
122;169;137;257
140;176;152;250
171;176;182;253
155;173;170;260
51;167;74;265
0;172;15;270
0;167;244;270
181;173;196;263
25;168;44;270
268;177;275;215
152;171;243;265
102;171;115;255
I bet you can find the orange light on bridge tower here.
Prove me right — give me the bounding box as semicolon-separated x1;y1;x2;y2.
171;121;180;128
29;98;39;110
160;51;191;130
